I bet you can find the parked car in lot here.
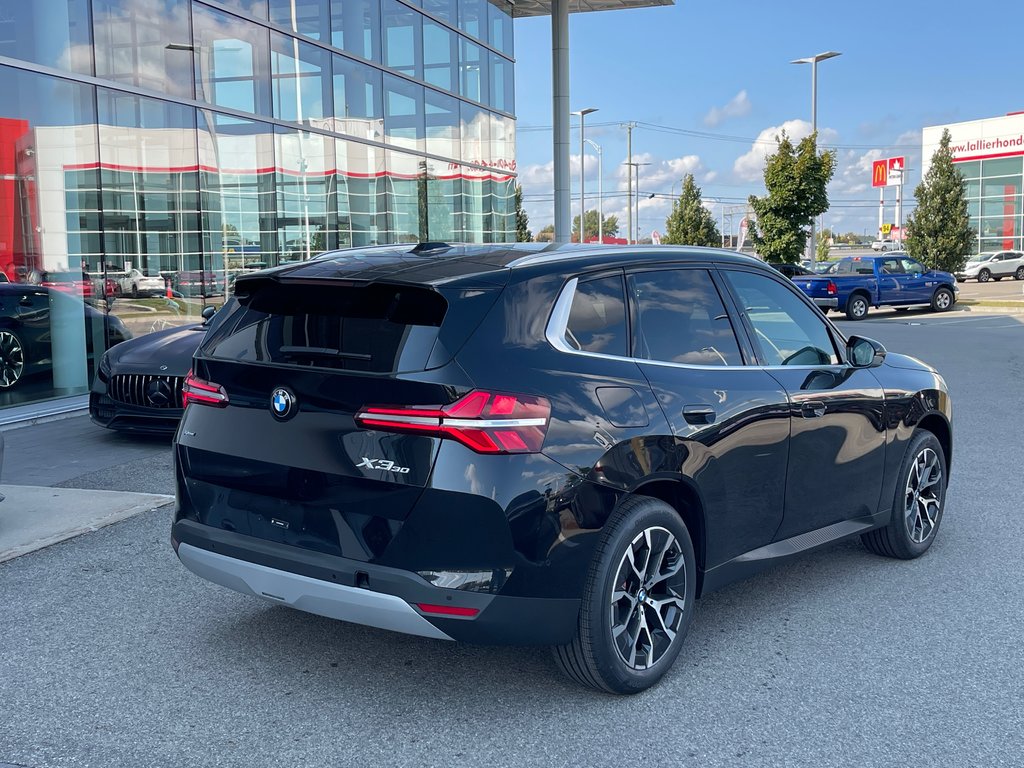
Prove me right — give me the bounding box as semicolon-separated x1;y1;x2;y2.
768;262;814;279
0;284;131;390
90;306;214;434
794;253;958;320
118;268;166;298
955;250;1024;283
871;239;901;252
173;270;221;297
171;243;953;694
813;259;839;273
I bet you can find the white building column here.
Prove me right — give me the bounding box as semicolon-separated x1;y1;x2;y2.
551;0;570;243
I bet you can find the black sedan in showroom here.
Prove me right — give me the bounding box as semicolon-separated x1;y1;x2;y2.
172;243;952;694
1;283;130;391
90;306;214;434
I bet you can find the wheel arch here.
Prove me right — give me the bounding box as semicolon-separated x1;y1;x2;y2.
628;477;708;597
916;412;952;475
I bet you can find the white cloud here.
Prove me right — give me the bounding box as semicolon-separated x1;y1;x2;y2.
733;120;839;182
704;90;752;128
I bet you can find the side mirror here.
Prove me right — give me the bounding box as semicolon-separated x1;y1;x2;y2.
847;335;886;368
201;305;217;323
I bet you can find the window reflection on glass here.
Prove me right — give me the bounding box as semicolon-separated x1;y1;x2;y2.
384;75;424;153
270;31;332;123
275;126;337;262
330;0;380;62
333;55;383;140
216;0;269;19
458;0;485;42
425;90;459;161
386;149;425;243
461;102;490;168
197;111;277;289
488;0;513;56
459;38;488;104
336;138;386;247
0;0;93;75
423;158;457;241
489;53;513;113
193;3;272;117
423;20;457;92
269;0;329;40
97;89;204;312
93;0;193;98
489;112;514;173
382;0;422;78
491;176;515;243
422;0;455;23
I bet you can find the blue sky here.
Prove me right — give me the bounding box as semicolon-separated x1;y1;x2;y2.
511;0;1023;240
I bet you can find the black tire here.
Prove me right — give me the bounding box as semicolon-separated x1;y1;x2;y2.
1016;266;1024;281
862;430;946;559
0;328;26;389
993;276;1003;282
845;293;870;321
931;286;955;312
978;269;991;283
552;496;696;695
955;277;966;283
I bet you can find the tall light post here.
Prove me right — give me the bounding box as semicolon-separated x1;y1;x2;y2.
584;138;603;243
572;108;598;242
791;50;841;262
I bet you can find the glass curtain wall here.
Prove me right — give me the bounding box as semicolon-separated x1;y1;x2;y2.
0;0;516;412
957;157;1023;254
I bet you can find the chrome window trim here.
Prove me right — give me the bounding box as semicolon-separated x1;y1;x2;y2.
545;276;851;374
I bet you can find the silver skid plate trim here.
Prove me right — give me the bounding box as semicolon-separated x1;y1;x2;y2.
177;543;453;641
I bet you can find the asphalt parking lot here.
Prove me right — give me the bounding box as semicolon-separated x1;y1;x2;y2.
2;309;1023;767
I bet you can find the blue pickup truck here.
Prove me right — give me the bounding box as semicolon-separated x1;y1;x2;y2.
792;253;959;320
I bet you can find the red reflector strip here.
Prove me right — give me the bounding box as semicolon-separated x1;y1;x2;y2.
416;603;480;618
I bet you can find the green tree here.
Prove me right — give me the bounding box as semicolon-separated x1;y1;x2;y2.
572;209;619;242
662;173;721;247
905;129;974;272
514;185;532;242
816;229;831;261
535;224;555;243
748;132;836;263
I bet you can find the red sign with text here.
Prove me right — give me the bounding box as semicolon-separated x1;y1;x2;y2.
872;159;888;188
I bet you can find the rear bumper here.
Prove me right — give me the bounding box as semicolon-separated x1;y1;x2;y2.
171;519;580;645
813;297;838;308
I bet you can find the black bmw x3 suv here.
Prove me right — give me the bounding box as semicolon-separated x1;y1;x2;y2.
172;243;952;694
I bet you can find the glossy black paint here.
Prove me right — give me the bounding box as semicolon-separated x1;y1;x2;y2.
173;243;953;644
90;321;207;434
0;283;130;390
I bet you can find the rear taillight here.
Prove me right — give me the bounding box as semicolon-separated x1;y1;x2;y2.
355;390;551;454
826;280;837;296
182;369;229;408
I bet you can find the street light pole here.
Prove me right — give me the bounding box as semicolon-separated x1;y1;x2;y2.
572;107;597;242
792;50;841;263
584;138;603;243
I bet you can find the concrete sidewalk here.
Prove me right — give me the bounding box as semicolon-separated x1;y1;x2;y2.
0;485;172;563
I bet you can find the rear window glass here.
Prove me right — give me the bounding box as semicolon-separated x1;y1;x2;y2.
202;281;448;374
565;274;628;356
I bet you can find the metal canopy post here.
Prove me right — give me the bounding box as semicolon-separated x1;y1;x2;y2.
551;0;570;243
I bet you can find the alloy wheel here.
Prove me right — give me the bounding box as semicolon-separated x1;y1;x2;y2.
0;330;25;389
934;290;952;310
979;270;991;283
1016;267;1024;280
609;526;687;670
904;447;943;544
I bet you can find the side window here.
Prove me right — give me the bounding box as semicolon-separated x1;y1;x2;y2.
899;257;924;273
880;258;903;274
564;274;628;356
627;269;743;366
723;270;839;367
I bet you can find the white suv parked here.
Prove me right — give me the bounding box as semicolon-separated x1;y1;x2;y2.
956;251;1024;282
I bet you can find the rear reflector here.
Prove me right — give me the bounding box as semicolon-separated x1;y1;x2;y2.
356;390;550;454
416;603;480;617
182;369;229;408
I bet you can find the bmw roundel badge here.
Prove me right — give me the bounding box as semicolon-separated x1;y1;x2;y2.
270;387;296;420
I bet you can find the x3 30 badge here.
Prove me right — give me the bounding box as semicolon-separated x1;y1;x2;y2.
357;457;410;473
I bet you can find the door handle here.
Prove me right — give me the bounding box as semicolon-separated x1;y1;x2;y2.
800;401;826;418
682;405;716;425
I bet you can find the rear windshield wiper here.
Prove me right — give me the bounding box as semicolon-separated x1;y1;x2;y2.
278;345;372;361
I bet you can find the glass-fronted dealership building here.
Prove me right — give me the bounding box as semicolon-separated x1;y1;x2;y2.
923;112;1024;255
0;0;516;414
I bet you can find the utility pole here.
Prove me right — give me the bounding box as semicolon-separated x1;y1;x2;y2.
624;122;635;244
